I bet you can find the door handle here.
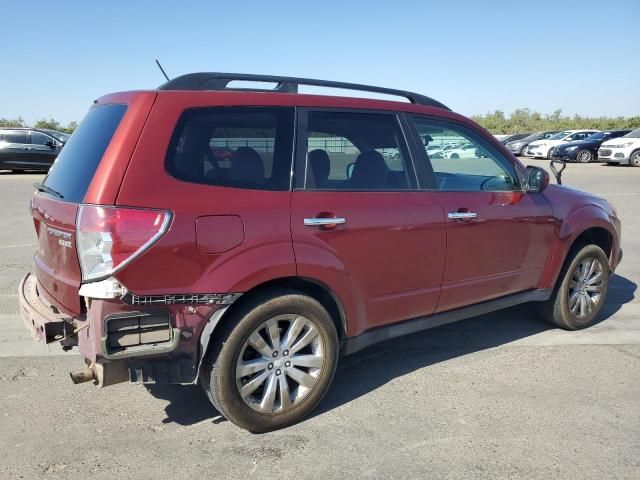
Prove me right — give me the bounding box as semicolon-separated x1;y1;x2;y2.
448;211;478;220
304;217;346;227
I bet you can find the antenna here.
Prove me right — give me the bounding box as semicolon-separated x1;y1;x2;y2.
155;59;170;82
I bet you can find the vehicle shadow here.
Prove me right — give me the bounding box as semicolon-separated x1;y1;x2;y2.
145;273;636;427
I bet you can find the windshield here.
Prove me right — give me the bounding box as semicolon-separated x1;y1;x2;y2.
623;129;640;138
549;131;572;140
586;132;605;141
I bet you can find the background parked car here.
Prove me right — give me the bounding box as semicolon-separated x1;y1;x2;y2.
505;131;560;156
527;130;600;159
499;133;531;145
0;128;67;172
598;128;640;166
553;130;632;163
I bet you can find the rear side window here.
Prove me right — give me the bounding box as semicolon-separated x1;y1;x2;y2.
166;107;295;191
43;104;127;203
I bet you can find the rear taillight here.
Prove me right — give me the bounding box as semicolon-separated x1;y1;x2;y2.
77;205;171;282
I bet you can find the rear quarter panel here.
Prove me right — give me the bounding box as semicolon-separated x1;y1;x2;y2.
113;92;296;295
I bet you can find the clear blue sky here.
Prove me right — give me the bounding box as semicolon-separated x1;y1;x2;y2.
2;0;639;125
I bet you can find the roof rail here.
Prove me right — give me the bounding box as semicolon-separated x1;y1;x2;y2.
158;72;450;110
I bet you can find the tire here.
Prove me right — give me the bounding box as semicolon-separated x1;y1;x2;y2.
520;145;528;156
576;149;593;163
539;244;609;330
200;289;339;433
547;148;555;159
630;150;640;167
606;162;617;166
450;153;460;160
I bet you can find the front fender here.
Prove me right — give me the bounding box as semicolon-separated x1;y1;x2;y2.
538;204;620;289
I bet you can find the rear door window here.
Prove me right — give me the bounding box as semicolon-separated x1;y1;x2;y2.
43;104;127;203
166;107;295;191
3;130;28;144
301;110;414;190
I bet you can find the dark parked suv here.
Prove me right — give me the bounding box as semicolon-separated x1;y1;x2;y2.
0;128;68;172
18;73;622;432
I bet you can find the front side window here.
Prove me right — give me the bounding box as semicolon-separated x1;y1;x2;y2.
412;116;520;192
303;111;413;190
166;107;294;191
30;131;53;145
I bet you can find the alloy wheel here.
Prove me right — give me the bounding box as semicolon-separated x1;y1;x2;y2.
236;314;324;414
631;152;640;167
567;257;605;319
577;150;592;163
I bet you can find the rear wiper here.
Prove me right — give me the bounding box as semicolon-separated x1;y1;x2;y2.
33;182;64;199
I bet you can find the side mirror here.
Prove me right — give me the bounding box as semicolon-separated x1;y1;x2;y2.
525;165;549;193
346;162;355;179
44;140;55;148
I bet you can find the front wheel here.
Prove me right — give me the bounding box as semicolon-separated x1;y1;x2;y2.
539;244;609;330
200;289;339;432
547;148;555;159
630;151;640;167
576;149;593;163
520;145;528;156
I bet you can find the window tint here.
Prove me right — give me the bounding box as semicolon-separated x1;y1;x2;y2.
3;130;28;144
43;104;127;203
30;131;52;145
412;116;520;192
166;107;294;190
304;111;413;190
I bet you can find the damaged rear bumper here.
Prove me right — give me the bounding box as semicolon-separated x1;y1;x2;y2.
18;272;75;346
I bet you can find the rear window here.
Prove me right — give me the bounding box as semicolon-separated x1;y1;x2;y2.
166;107;295;191
43;104;127;203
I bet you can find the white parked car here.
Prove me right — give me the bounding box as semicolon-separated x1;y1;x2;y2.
443;143;480;159
527;130;600;159
598;129;640;166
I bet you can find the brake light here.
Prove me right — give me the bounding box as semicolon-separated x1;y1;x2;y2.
77;205;171;282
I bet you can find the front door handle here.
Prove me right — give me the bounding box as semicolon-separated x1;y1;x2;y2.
304;217;346;227
448;211;478;221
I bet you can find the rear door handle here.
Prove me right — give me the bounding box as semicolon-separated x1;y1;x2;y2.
304;217;346;227
448;211;478;220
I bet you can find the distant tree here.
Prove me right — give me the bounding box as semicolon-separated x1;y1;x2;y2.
472;109;640;134
34;118;63;131
63;121;78;133
0;116;27;128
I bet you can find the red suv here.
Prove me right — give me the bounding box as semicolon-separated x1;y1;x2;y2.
19;73;622;432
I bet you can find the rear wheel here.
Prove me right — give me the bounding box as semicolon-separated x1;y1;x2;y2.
576;149;593;163
630;151;640;167
539;244;609;330
200;289;339;432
